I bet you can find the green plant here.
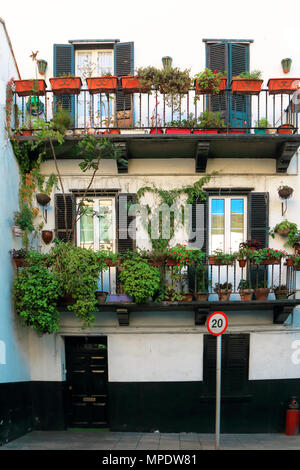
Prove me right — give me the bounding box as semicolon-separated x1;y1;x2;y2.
273;284;289;299
238;279;251;291
157;66;191;111
194;68;226;94
233;70;262;79
211;249;236;264
165;113;198;129
269;220;299;247
248;247;287;264
49;241;107;328
255;118;270;128
194;264;210;293
214;282;232;293
135;66;160;92
236;247;251;260
53;106;73;132
14;206;35;232
13;251;61;334
9;248;28;259
197;111;226;129
119;256;161;303
166;244;205;267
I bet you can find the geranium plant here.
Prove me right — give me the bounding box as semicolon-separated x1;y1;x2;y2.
248;248;287;264
167;244;205;267
194;68;226;94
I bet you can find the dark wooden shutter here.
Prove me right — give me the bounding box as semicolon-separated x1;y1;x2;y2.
53;44;75;121
206;42;227;114
116;193;136;254
248;192;269;248
189;195;208;255
55;193;75;242
114;42;134;125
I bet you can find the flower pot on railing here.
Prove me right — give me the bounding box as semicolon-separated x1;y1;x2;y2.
277;124;295;135
256;258;281;265
166;257;178;266
121;76;150;94
216;289;232;301
274;287;289;300
193;129;218;134
150;128;164;134
49;77;82;95
103;258;121;268
165;128;191;134
181;293;194;302
268;78;300;95
148;256;166;267
14;79;47;97
195;292;209;301
86;76;118;94
195;77;227;95
239;289;254;301
231;78;263;95
208;256;234;266
238;259;247;268
254;288;270;300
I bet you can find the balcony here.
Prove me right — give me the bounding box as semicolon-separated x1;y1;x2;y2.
11;77;300;173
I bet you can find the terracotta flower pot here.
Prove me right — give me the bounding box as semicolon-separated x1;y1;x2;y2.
14;79;47;97
104;258;121;267
231;78;263;95
217;290;232;301
41;230;53;244
121;76;150;94
268;78;300;95
13;257;26;268
195;293;209;301
238;259;247;268
49;77;82;95
254;288;270;300
86;76;118;94
166;257;178;266
195;77;227;95
239;289;254;301
209;256;234;266
277;124;295;135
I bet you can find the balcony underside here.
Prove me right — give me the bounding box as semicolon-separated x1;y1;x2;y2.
18;134;300;173
60;299;300;326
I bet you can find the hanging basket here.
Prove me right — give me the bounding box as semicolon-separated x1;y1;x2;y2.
36;193;51;206
41;230;53;244
278;186;294;199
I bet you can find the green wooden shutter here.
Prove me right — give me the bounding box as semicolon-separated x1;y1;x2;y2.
116;193;136;254
206;42;227;115
229;43;250;128
114;42;134;122
55;193;75;242
53;44;75;122
248;192;269;248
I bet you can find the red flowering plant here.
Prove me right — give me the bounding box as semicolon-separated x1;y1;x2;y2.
248;247;287;265
167;244;205;268
240;240;262;250
6;77;15;133
194;68;227;95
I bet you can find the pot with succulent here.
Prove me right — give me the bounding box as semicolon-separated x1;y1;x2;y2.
273;285;289;300
194;68;227;95
214;282;232;301
238;279;254;301
209;249;236;266
254;281;270;301
231;70;263;95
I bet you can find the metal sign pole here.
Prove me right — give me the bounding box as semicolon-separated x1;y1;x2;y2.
215;334;222;450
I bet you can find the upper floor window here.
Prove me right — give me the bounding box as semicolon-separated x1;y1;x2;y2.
75;50;114;81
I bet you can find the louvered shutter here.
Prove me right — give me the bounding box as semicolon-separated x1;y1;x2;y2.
53;44;75;122
116;193;136;254
248;192;269;248
229;43;250;127
206;43;227;115
114;42;134;126
55;193;75;242
189;195;208;254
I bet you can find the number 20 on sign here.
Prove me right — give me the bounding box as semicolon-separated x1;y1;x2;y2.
207;311;228;336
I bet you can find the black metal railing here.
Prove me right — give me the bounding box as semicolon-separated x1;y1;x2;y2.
12;87;299;134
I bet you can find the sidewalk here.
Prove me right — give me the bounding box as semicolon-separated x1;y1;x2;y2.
1;430;300;450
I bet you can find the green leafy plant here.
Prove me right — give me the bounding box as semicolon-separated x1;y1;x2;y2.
119;256;161;303
214;282;232;292
166;244;205;267
236;246;251;261
211;249;236;264
269;220;299;247
13;251;61;334
273;284;289;299
233;70;262;79
248;247;287;264
157;66;191;111
194;68;226;94
255;118;270;128
238;279;251;291
14;206;35;232
197;111;226;129
52;106;73;132
165;113;198;129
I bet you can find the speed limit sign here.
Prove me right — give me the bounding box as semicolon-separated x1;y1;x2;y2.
207;311;228;336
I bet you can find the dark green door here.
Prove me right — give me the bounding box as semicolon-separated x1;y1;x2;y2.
65;337;108;428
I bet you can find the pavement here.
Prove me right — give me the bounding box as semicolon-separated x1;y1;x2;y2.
1;430;300;450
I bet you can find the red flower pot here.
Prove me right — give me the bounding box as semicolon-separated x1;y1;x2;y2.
231;78;263;95
286;258;294;266
193;129;218;134
277;124;295;135
195;77;227;94
86;76;118;94
239;259;247;268
150;128;164;134
49;77;82;95
165;128;191;134
181;294;194;302
239;290;253;301
254;288;270;301
268;78;300;95
166;257;178;266
14;79;47;97
121;76;149;93
104;258;121;267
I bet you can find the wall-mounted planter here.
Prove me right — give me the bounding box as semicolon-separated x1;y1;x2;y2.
37;60;48;75
281;58;292;74
195;293;209;301
49;77;82;95
231;78;263;95
14;79;47;97
36;193;51;206
195;77;227;94
165;128;191;134
277;124;295;135
267;78;300;95
121;76;150;93
86;76;118;94
41;230;53;244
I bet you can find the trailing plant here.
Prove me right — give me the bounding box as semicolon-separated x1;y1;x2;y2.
157;66;191;111
269;220;298;247
119;256;161;303
194;68;226;94
13;250;61;334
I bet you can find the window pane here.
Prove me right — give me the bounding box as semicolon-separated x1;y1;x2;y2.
211;199;224;251
99;199;113;251
97;52;113;75
80;202;94;248
230;199;244;251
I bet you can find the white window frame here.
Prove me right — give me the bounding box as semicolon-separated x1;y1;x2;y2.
209;195;247;254
75;49;114;80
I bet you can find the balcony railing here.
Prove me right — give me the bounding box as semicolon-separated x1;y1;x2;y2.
12;86;299;134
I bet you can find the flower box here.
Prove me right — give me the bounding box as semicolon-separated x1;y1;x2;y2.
150;128;164;134
193;129;218;134
121;76;149;93
14;79;47;97
166;257;178;266
195;293;209;301
267;78;300;95
49;77;82;95
252;258;281;265
277;124;295;135
231;78;263;95
209;256;234;266
165;128;191;134
195;77;227;95
86;76;118;94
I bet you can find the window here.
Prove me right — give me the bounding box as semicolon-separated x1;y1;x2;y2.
209;196;247;254
75;50;113;81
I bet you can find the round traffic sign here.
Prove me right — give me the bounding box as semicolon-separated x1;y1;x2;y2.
207;311;228;336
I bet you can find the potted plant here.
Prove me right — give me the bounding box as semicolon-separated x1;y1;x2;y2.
269;220;298;242
100;250;122;268
14;79;47;97
166;244;205;268
254;281;270;300
33;171;58;206
158;66;191;111
121;66;156;94
268;78;300;95
214;282;232;301
273;285;289;300
240;239;262;251
194;68;227;95
119;256;161;303
194;265;210;301
231;70;263;95
86;73;118;94
249;247;287;265
277;124;295;135
290;254;300;269
165;113;197;134
49;75;82;95
278;185;294;200
254;118;271;135
209;249;236;265
9;248;28;268
236;247;251;267
193;111;226;134
238;279;253;301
